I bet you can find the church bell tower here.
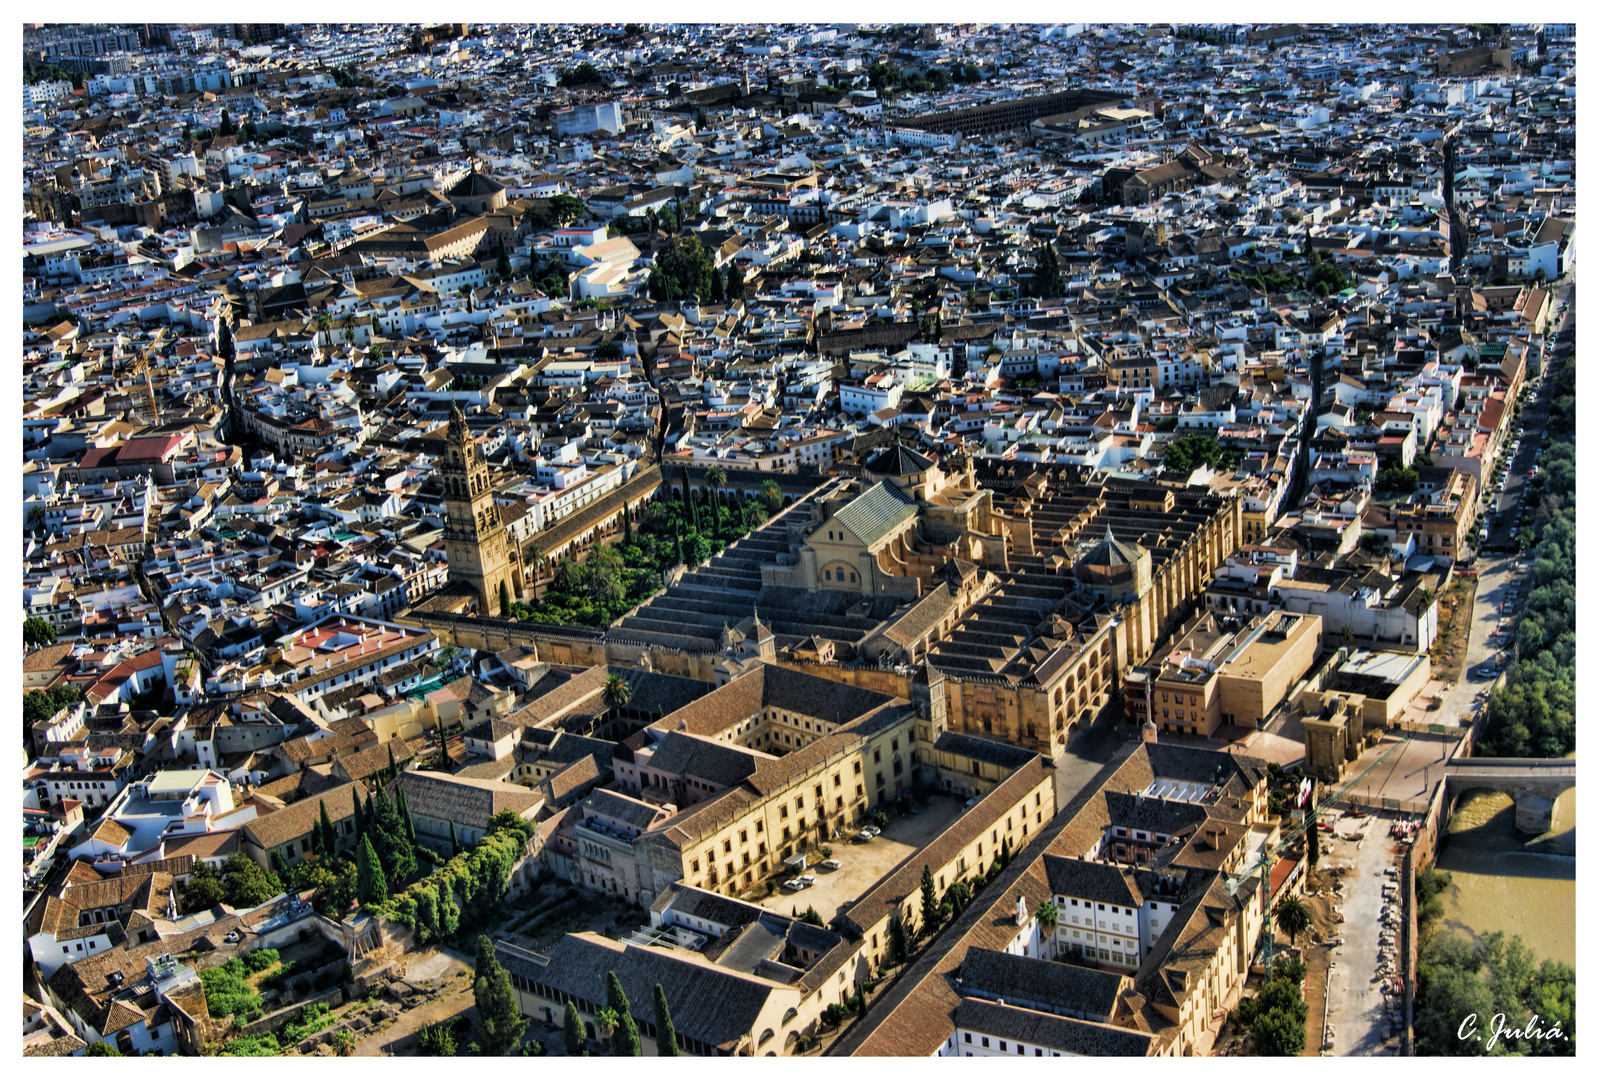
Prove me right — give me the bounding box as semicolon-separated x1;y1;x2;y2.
441;406;523;615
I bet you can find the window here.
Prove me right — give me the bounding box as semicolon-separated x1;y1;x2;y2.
755;821;763;833
874;749;881;763
723;839;732;854
854;761;862;774
795;796;804;810
739;830;748;844
834;773;842;788
780;805;788;819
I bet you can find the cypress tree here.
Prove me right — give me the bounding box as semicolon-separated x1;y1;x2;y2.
473;935;527;1055
352;788;367;836
355;835;387;904
622;508;633;547
889;911;909;964
653;984;678;1056
563;1001;585;1056
920;865;937;936
386;743;398;782
605;971;640;1056
368;786;416;884
1306;812;1321;867
317;799;335;857
682;465;699;531
450;820;461;857
498;579;511;617
396;784;416;843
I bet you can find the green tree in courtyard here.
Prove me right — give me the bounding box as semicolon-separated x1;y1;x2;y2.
605;971;640;1055
563;1001;586;1055
473;935;527;1055
356;835;387;905
653;984;678;1056
919;864;938;936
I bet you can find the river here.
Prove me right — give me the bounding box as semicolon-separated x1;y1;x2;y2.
1432;788;1576;966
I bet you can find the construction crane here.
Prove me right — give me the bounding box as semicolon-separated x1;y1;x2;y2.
124;328;164;426
1225;733;1414;969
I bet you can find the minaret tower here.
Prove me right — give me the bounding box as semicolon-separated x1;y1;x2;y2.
441;406;523;615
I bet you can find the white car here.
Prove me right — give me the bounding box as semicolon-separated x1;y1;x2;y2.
783;878;808;891
797;873;817;887
853;830;874;843
820;859;842;871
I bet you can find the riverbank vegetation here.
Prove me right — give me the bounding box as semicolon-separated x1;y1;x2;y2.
1413;930;1575;1055
1478;364;1576;757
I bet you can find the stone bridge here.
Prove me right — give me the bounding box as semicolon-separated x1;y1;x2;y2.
1443;757;1576;832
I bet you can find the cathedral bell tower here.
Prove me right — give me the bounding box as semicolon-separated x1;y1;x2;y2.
441;406;523;615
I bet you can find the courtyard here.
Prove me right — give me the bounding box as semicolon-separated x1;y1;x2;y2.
754;794;967;924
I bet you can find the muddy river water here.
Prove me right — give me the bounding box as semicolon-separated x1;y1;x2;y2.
1433;789;1575;965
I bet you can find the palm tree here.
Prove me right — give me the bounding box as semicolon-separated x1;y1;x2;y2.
1033;899;1059;956
705;465;728;534
1273;894;1311;946
760;478;781;514
524;542;547;600
602;673;633;730
1340;624;1355;645
594;1006;619;1041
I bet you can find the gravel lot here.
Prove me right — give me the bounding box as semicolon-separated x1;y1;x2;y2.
755;795;966;923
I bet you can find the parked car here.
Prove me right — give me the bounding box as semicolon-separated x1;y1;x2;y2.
820;858;842;871
862;825;880;838
853;830;874;843
783;878;806;891
797;873;817;887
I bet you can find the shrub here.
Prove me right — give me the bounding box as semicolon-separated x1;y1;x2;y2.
223;1033;280;1056
199;960;263;1021
241;948;279;973
416;1022;457;1057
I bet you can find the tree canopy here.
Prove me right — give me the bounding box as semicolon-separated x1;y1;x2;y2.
473;935;529;1055
647;235;716;303
1414;931;1574;1055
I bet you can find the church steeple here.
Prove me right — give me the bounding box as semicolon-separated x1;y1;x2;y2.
441;406;523;615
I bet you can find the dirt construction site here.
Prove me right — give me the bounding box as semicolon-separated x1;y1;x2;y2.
1309;808;1415;1056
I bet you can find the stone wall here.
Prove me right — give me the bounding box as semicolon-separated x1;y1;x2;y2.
236;986;345;1038
1399;775;1451;1056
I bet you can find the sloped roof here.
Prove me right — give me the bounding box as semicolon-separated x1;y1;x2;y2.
831;480;919;548
497;934;784;1051
863;441;935;477
447;169;505;198
1080;527;1146;568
